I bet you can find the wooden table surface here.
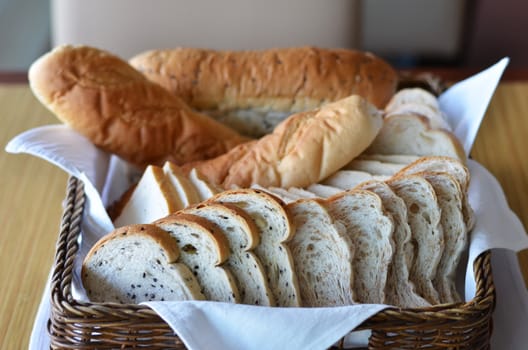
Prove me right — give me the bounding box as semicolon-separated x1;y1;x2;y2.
1;78;527;349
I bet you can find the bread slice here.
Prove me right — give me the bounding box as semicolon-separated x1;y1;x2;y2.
82;224;205;303
385;88;440;112
324;190;393;304
182;203;275;306
113;165;182;227
210;189;301;307
387;175;444;304
250;185;299;204
305;184;342;198
364;114;465;162
286;187;318;199
386;103;451;130
322;170;375;190
154;213;240;303
355;181;429;308
286;199;355;306
189;168;224;201
411;171;466;303
163;162;201;208
343;159;405;176
396;156;474;231
357;154;421;165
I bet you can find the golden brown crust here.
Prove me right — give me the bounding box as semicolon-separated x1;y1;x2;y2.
153;212;231;265
83;224;180;264
187;202;262;250
208;188;295;242
182;95;383;189
28;45;250;168
129;46;398;111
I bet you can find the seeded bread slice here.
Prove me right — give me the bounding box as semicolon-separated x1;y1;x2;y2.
163;161;201;208
412;171;466;303
82;224;205;303
396;156;474;231
182;203;275;306
324;189;394;304
154;213;240;303
210;189;301;307
286;199;355;306
113;165;182;227
355;181;429;308
250;184;299;204
387;175;444;304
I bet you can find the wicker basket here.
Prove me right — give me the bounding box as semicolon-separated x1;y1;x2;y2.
47;177;495;349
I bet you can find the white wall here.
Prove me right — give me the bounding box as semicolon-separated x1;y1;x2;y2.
0;0;50;70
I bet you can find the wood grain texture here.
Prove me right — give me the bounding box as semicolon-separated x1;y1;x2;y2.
0;82;527;347
470;82;528;286
0;85;67;349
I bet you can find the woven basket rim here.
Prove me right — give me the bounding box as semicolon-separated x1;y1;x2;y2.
47;176;495;349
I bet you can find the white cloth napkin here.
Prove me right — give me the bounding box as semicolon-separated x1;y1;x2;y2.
8;57;528;350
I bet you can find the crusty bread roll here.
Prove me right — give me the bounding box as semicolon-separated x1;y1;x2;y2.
182;95;383;189
130;47;398;137
28;45;250;168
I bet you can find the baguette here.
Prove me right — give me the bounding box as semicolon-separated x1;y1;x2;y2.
182;95;383;189
28;45;250;168
130;47;398;137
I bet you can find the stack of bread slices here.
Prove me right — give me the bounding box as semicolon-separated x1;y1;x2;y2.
83;155;472;308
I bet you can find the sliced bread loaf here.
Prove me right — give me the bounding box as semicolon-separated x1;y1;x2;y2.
210;189;301;307
113;165;182;227
396;156;474;231
286;199;355;306
82;224;205;303
324;189;393;304
182;203;275;306
412;171;466;303
154;213;240;303
387;175;444;304
355;181;429;308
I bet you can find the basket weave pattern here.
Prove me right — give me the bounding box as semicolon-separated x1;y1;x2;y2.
48;177;495;349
